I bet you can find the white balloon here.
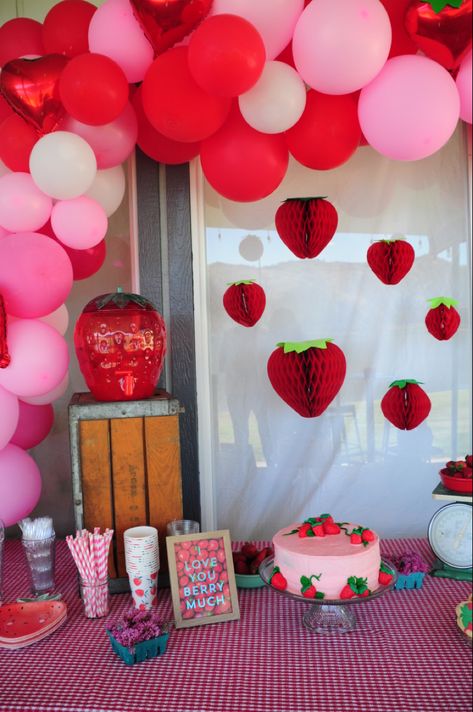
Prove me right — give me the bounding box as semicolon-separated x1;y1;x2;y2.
39;304;69;336
29;131;97;200
85;165;126;217
22;371;70;406
239;61;307;133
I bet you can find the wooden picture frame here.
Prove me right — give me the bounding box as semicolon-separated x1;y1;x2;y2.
166;529;240;629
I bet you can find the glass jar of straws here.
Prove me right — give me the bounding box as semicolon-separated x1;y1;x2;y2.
19;517;56;595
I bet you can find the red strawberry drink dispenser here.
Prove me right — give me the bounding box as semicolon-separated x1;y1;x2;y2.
74;290;166;401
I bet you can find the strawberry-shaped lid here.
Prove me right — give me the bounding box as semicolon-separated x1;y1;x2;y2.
276;339;333;353
425;0;463;11
81;288;158;313
388;379;424;389
427;297;458;309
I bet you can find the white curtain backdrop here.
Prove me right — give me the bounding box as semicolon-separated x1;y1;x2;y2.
201;127;471;540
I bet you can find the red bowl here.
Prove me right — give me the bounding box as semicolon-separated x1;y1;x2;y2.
439;469;473;494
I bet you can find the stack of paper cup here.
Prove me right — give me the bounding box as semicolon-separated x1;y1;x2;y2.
123;526;159;610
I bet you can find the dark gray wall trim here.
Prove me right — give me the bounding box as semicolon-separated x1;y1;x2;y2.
136;154;201;525
136;149;163;315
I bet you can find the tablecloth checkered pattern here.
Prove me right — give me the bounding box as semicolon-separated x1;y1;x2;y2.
0;538;471;712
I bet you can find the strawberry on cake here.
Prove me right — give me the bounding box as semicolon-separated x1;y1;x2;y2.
269;513;392;600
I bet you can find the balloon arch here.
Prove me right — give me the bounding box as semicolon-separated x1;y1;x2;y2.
0;0;471;526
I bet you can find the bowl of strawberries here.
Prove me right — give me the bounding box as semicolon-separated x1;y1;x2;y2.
232;543;273;589
439;455;472;495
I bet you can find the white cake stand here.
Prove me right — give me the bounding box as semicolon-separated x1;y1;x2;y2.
259;557;397;635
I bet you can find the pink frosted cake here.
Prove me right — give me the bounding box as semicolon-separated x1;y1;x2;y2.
270;513;391;600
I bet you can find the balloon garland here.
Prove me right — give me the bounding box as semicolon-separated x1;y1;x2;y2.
0;0;471;526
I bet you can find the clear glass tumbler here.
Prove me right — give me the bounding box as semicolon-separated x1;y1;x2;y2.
166;520;200;536
80;578;110;618
22;535;56;595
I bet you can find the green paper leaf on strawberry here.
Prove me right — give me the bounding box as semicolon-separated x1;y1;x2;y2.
427;296;458;309
276;339;333;354
388;379;423;389
226;280;256;286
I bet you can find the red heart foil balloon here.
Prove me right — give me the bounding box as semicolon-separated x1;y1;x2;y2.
404;0;472;70
0;54;69;134
130;0;213;56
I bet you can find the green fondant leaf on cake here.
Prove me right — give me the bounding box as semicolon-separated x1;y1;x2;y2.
283;528;299;536
315;591;325;599
276;339;333;354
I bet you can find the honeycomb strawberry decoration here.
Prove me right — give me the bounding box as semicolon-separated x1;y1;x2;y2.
381;379;432;430
274;196;338;259
267;339;346;418
425;297;461;340
367;237;415;285
223;280;266;327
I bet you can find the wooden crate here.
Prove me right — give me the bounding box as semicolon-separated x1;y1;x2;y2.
68;391;184;592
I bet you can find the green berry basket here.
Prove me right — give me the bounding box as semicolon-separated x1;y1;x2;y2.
235;573;265;589
106;630;169;665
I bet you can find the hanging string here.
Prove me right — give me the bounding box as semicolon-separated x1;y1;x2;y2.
0;293;11;369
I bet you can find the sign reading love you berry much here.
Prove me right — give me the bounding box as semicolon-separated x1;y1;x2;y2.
166;530;240;629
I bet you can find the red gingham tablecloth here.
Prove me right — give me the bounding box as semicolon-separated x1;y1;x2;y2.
0;538;471;712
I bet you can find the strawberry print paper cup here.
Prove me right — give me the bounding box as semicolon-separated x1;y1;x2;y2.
128;571;159;610
124;526;159;576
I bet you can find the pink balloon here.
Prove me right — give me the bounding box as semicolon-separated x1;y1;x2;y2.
11;401;54;449
0;444;42;527
0;320;69;398
0;172;52;233
0;384;19;450
39;304;69;335
0;233;73;318
359;55;460;161
211;0;304;59
22;371;69;405
88;0;154;83
0;225;9;239
51;196;108;249
293;0;391;95
456;50;472;124
63;103;138;168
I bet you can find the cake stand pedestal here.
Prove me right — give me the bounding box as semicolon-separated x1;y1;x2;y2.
259;557;397;635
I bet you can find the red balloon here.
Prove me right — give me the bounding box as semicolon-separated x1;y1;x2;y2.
380;0;417;58
129;0;213;56
64;240;107;281
0;18;44;67
188;14;266;97
285;91;361;171
42;0;97;57
40;220;106;280
0;55;68;134
0;95;13;123
132;88;200;164
59;53;129;126
142;46;231;142
200;106;289;202
0;114;38;172
404;0;472;71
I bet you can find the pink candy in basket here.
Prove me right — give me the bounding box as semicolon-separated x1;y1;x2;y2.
124;526;159;610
